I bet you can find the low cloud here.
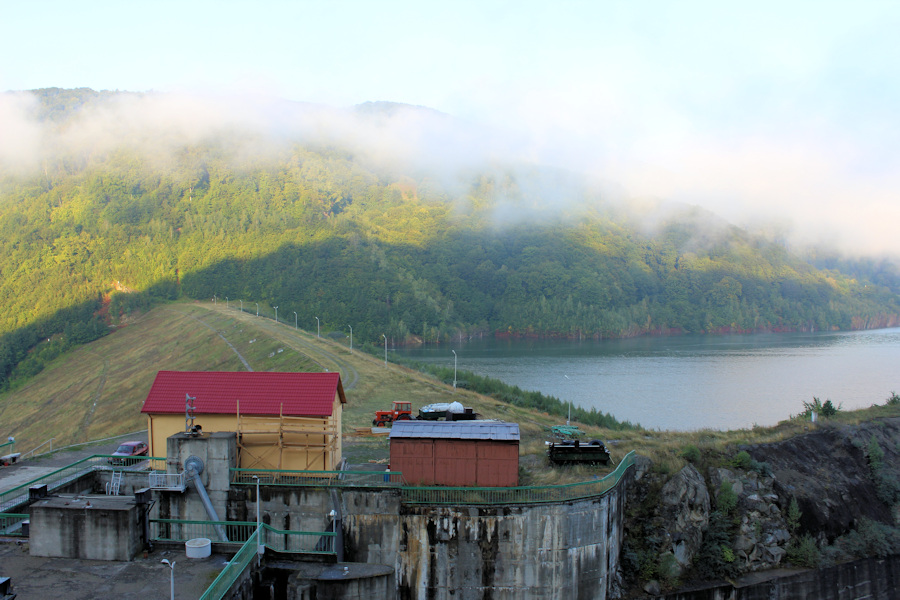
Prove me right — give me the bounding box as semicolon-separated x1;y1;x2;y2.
0;93;42;172
2;88;898;259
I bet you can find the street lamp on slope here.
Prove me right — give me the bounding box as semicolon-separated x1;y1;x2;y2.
452;350;457;389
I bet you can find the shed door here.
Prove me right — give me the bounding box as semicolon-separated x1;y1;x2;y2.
390;440;434;485
434;440;478;486
476;442;519;487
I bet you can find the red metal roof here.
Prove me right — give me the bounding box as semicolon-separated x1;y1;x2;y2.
140;371;345;418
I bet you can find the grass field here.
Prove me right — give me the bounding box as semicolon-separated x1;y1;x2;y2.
2;300;897;483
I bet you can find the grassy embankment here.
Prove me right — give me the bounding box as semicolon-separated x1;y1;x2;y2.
1;300;896;483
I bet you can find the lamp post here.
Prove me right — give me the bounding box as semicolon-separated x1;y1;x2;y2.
315;317;320;338
274;306;278;323
348;325;353;350
161;559;175;600
452;350;457;389
256;303;259;317
293;311;297;329
382;334;387;366
252;475;262;565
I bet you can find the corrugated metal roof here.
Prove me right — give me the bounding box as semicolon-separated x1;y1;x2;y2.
389;420;520;441
140;371;345;417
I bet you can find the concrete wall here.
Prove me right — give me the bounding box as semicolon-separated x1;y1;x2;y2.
153;431;632;599
219;480;632;600
157;432;236;527
30;497;142;561
660;554;900;600
342;489;404;566
340;476;631;600
227;485;337;533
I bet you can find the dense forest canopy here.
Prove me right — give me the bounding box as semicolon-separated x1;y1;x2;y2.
0;87;898;390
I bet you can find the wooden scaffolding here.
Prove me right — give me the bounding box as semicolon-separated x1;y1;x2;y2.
236;401;340;471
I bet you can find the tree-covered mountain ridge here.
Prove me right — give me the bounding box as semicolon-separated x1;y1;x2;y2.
0;88;898;390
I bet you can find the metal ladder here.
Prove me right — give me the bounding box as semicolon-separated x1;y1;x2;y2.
106;470;123;495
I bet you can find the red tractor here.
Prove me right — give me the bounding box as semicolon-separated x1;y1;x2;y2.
373;401;413;427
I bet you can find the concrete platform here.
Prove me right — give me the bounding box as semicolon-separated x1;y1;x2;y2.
0;541;229;599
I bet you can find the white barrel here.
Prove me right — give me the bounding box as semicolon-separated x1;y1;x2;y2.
186;537;211;558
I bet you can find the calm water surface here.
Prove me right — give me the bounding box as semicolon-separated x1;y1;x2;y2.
393;329;900;431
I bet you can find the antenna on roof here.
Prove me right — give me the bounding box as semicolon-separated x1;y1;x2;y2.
185;394;197;434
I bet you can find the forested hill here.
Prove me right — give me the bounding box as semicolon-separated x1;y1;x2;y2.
1;88;899;390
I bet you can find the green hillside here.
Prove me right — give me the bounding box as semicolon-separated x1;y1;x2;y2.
1;88;899;392
0;302;584;463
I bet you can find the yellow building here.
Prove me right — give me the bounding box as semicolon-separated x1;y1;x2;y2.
141;371;346;471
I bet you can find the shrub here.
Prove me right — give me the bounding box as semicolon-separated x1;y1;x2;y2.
693;510;740;580
866;435;900;505
680;444;701;463
833;518;900;559
786;534;820;568
717;481;738;514
730;451;753;470
729;450;772;476
887;391;900;406
799;396;842;418
787;497;802;533
658;552;680;587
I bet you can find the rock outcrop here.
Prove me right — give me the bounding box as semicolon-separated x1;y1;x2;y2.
708;466;789;571
657;464;709;574
744;418;900;540
621;417;900;596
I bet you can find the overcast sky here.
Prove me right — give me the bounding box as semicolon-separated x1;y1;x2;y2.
2;1;899;255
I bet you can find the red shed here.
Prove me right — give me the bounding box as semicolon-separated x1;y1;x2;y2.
389;421;520;487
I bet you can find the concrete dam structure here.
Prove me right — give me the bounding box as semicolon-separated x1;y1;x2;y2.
5;430;635;599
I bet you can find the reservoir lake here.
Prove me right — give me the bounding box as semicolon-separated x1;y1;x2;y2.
393;328;900;431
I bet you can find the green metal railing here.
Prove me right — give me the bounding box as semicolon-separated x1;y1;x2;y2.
0;512;28;536
199;529;259;600
232;468;404;487
150;519;257;544
401;450;635;505
0;454;165;512
0;439;14;453
261;523;336;554
153;520;336;600
149;519;336;554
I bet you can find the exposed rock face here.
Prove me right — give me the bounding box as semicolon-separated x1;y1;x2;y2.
709;466;789;571
622;417;900;597
744;418;900;540
657;464;710;574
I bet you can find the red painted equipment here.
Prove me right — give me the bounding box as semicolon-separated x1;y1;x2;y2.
373;401;413;426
